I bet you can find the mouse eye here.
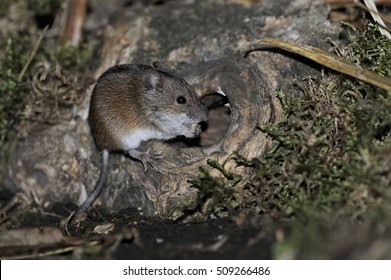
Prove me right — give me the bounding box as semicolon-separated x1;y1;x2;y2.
176;96;187;104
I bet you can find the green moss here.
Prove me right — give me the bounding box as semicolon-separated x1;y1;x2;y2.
343;22;391;79
175;164;242;222
0;37;32;143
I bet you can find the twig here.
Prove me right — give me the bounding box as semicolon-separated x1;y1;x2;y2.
62;0;87;46
18;25;49;82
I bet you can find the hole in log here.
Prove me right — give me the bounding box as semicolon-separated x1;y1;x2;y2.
200;93;231;147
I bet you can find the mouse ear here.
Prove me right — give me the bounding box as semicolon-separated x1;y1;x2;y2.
141;69;160;91
152;62;177;76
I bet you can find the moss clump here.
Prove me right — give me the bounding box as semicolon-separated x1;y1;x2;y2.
253;23;391;222
0;37;34;146
341;23;391;79
181;161;243;222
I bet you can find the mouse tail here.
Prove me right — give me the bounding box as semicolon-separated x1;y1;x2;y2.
68;149;109;226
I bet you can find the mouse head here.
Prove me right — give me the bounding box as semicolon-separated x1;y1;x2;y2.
141;63;207;138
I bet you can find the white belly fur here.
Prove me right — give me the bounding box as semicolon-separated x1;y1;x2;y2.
120;128;174;150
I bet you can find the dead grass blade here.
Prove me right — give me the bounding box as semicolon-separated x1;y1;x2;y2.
243;37;391;92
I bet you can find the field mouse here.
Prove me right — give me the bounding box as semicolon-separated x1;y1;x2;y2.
67;62;208;226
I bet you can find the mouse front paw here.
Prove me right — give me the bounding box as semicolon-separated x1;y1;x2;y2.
128;148;162;171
